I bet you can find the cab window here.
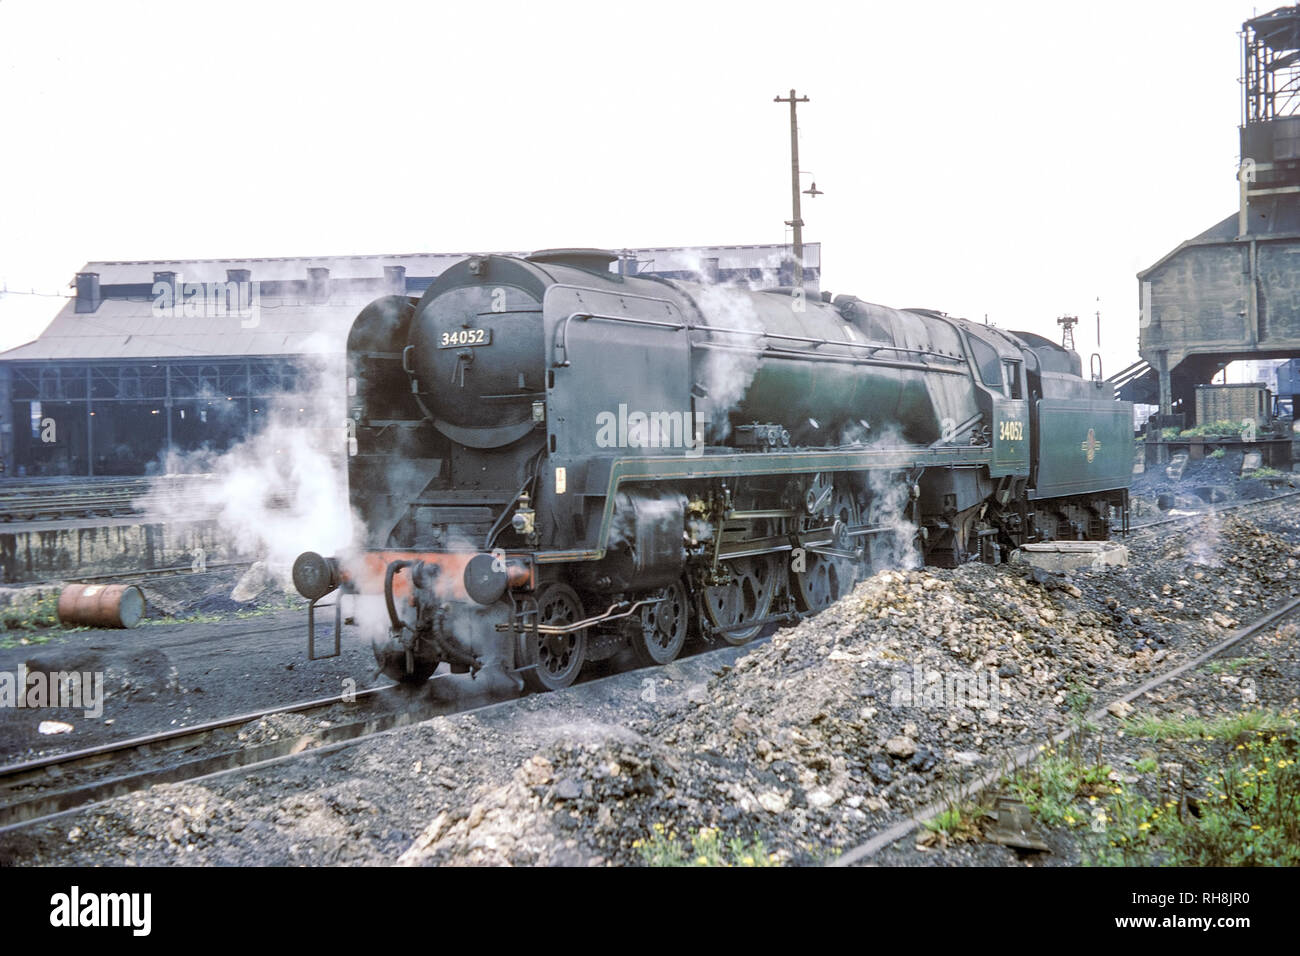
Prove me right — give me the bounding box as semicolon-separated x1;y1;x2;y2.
968;336;1004;391
1003;360;1023;399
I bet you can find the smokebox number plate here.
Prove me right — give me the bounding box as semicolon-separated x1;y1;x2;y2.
439;328;492;348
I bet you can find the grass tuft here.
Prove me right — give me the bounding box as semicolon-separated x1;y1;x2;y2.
635;825;780;867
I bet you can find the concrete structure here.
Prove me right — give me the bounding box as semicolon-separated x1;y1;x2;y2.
1011;540;1130;572
1132;6;1300;428
0;516;237;583
0;244;819;478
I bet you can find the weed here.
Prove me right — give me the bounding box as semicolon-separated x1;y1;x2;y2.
635;824;780;867
1206;657;1260;675
1085;724;1300;866
1121;710;1293;742
0;593;73;643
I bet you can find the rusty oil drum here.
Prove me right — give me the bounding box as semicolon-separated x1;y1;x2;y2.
57;584;146;628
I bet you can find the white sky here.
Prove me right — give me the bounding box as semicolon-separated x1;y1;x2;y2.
0;0;1268;381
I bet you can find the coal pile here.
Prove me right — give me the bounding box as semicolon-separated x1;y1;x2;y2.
400;514;1300;866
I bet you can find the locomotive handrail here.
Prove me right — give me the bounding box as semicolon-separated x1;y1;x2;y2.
693;341;969;376
692;323;965;364
552;308;968;368
553;311;688;366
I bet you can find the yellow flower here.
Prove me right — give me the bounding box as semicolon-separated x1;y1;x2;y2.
695;856;709;866
653;822;665;832
1250;825;1262;831
1064;815;1075;824
1138;822;1151;831
741;855;754;866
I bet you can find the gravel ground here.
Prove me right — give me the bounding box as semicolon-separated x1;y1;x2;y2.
0;568;384;761
2;505;1297;867
1130;449;1297;518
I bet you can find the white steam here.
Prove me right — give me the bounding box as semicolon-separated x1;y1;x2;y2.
863;469;922;572
676;248;793;443
138;352;357;589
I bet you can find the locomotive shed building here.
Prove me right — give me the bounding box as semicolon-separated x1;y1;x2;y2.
0;243;819;478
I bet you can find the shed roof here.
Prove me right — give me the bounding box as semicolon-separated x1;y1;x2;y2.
0;296;356;360
2;243;819;363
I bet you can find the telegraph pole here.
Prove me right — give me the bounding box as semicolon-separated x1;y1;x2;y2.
775;89;809;288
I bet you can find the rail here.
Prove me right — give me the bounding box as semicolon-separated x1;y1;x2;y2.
832;594;1300;867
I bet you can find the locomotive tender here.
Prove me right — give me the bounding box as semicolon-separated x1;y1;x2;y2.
292;249;1132;693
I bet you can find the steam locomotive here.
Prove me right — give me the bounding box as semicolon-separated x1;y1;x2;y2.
292;249;1132;693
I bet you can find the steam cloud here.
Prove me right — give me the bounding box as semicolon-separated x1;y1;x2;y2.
678;249;791;442
138;350;356;591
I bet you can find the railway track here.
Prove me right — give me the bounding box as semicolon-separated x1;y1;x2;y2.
0;682;427;834
31;561;257;589
832;592;1300;866
0;475;290;523
0;627;760;836
0;476;211;523
1126;487;1300;533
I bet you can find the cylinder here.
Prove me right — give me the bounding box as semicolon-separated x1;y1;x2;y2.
57;584;145;628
